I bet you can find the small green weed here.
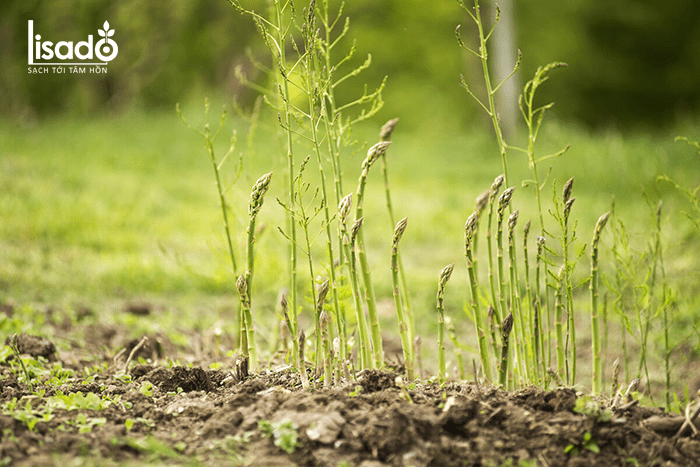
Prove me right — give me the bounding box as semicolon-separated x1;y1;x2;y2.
565;431;599;456
61;413;106;434
125;417;155;432
2;398;52;431
573;396;612;422
258;419;299;454
47;391;113;411
208;432;251;460
138;381;154;398
116;436;183;461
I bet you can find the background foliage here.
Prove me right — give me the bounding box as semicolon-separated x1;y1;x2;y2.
3;0;700;129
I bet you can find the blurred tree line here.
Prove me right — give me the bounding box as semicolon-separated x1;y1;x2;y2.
2;0;700;130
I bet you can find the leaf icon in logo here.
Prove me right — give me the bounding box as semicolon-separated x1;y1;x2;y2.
98;21;114;38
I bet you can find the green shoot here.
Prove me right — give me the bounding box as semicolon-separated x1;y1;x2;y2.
499;312;514;388
298;330;309;390
10;335;34;392
239;171;273;370
465;211;493;382
391;216;413;380
355;141;392;368
590;211;610;394
486;175;505;325
437;263;455;384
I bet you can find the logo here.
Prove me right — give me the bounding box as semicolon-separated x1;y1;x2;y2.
28;20;118;74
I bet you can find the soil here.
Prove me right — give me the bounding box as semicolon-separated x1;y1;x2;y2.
2;329;700;467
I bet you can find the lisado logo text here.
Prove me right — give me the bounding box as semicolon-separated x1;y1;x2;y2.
28;20;118;74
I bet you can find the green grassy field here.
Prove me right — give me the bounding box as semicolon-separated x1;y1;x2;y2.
2;102;700;397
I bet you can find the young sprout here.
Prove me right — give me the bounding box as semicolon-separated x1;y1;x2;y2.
240;171;273;371
445;315;466;379
437;263;455;384
280;295;298;367
611;357;621;396
391;216;413;380
10;334;34;392
315;279;330;366
487;175;506;324
320;309;333;388
333;337;342;383
522;219;538;383
472;190;490;261
554;266;566;380
236;275;257;370
560;177;576;384
355;141;392;368
379;118;415;356
298;330;309;389
590;211;611;394
344;216;372;369
465;210;492;382
498;312;514;388
507;209;529;383
379;118;399;142
496;187;515;354
535;235;547;381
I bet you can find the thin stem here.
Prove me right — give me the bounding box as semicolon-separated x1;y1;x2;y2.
496;188;515;351
298;330;309;389
499;312;514;387
554;266;566;381
590;212;610;394
379;119;415;351
237;275;257;370
391;217;413;380
487;175;505;324
437;264;455;384
320;309;333;388
508;210;529;384
344;217;373;369
243;172;273;370
465;211;493;382
271;1;300;368
523;220;537;383
535;236;547;385
473;0;510;185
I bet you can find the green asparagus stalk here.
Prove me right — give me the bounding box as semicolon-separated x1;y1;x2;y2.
391;216;413;380
355;141;391;368
497;187;516;337
554;266;566;381
347;216;373;369
236;275;257;370
437;263;455;384
298;330;309;389
465;211;493;382
487;175;505;324
590;211;610;394
320;309;333;388
499;312;514;387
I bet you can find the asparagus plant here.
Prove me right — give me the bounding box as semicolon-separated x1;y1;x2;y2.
590;211;610;394
437;263;455;384
355;141;392;368
391;216;413;379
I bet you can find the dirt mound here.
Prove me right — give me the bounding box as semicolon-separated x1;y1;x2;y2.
2;333;700;466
